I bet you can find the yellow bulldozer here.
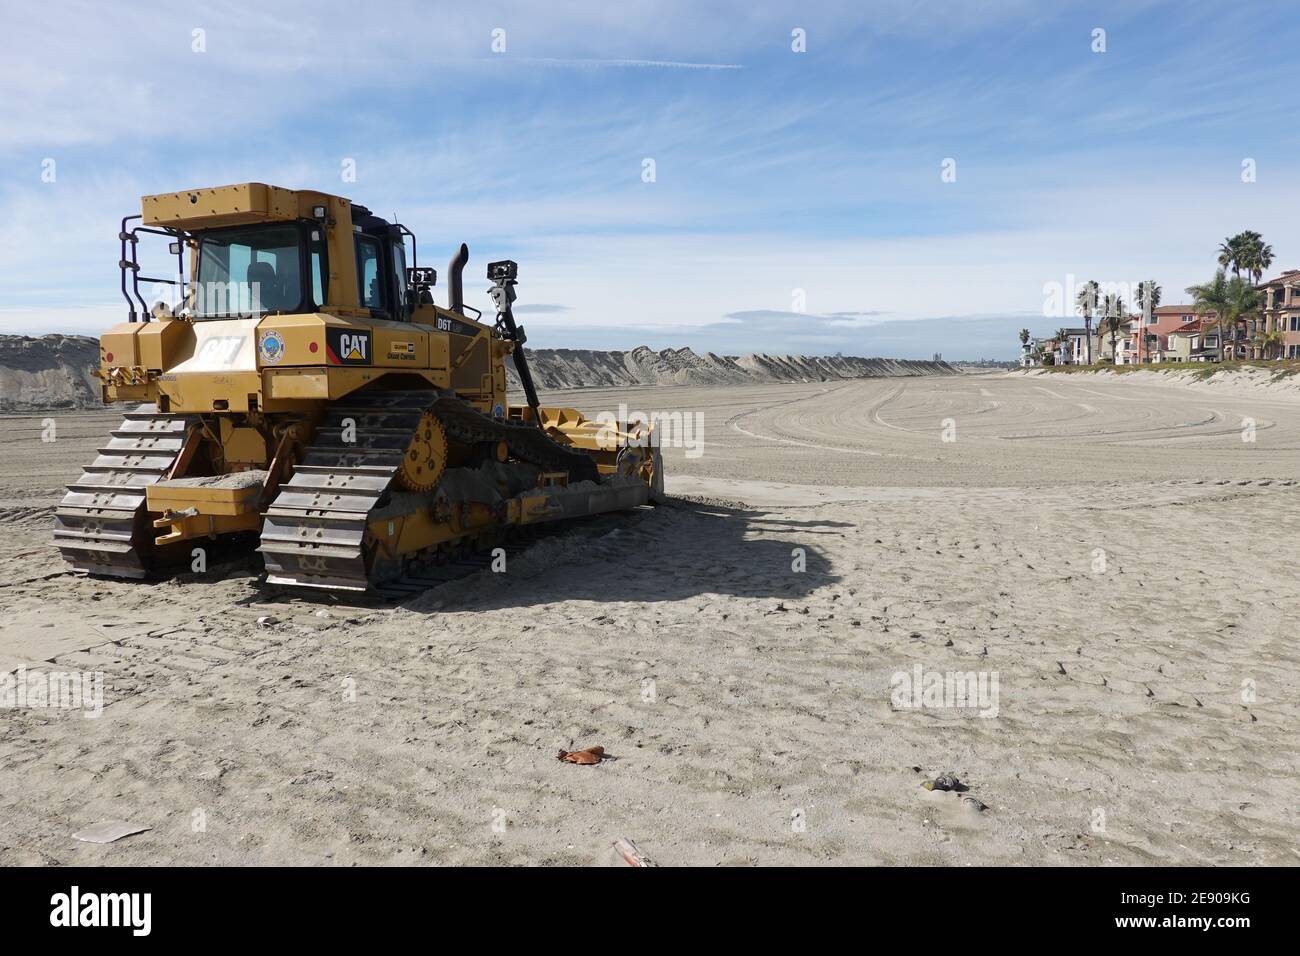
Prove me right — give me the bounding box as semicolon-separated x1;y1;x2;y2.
53;183;662;596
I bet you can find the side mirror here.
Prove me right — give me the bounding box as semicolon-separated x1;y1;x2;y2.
169;241;182;255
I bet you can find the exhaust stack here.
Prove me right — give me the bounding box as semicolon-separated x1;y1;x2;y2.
447;243;469;313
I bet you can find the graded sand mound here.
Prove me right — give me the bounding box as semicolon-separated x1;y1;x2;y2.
0;334;955;410
0;335;100;411
509;347;954;390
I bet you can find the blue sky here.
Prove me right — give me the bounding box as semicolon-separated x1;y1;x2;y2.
1;0;1297;357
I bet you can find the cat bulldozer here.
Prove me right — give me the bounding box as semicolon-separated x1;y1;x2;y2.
53;183;663;595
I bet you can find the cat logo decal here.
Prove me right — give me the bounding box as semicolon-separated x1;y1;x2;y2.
325;328;372;366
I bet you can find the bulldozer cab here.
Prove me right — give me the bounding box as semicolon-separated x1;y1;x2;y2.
350;209;414;323
123;185;422;324
103;182;520;421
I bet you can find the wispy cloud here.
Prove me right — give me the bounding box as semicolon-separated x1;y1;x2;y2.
513;303;571;313
1;0;1297;360
492;58;742;70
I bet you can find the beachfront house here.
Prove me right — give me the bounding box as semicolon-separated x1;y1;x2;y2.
1060;328;1096;365
1108;317;1142;364
1119;306;1219;364
1020;329;1104;366
1094;318;1131;364
1131;306;1198;363
1255;270;1300;359
1164;319;1220;362
1020;336;1054;366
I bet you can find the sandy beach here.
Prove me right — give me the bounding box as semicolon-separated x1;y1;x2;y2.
1;370;1297;865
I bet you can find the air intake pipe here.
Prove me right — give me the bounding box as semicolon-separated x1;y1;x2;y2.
447;243;469;313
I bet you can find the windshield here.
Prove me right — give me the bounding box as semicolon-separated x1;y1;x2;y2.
194;224;304;318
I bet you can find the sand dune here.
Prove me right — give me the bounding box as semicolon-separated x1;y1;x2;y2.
0;335;100;410
0;334;953;411
508;346;953;390
1022;364;1300;403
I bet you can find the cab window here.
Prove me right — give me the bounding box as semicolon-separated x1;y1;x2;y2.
194;224;303;318
356;236;383;311
309;229;327;308
390;241;408;320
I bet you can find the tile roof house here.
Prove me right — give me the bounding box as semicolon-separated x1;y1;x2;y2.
1255;269;1300;359
1165;319;1221;362
1130;305;1213;363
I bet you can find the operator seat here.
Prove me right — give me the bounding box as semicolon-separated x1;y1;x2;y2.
247;261;281;313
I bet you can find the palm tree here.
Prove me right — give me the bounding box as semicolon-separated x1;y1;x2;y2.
1186;270;1262;361
1236;231;1274;285
1258;328;1285;360
1098;294;1126;363
1187;271;1231;358
1135;280;1162;316
1019;328;1030;346
1217;236;1245;278
1098;313;1124;363
1133;281;1161;362
1218;233;1274;317
1235;233;1274;348
1075;280;1098;364
1226;277;1263;358
1054;327;1070;363
1253;243;1273;284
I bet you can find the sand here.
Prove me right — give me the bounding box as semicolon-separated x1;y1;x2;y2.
0;371;1297;865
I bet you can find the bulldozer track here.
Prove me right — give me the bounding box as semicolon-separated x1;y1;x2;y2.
260;507;649;603
258;389;599;594
364;525;556;601
52;405;198;578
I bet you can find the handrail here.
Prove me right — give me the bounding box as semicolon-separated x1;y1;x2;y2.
118;218;188;322
395;223;417;269
119;215;142;322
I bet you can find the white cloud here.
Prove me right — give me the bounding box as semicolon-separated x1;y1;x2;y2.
3;0;1294;361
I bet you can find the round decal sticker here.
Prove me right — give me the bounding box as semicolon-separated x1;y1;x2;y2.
259;329;286;365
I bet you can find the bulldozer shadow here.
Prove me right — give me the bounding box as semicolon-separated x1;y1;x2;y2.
439;495;843;611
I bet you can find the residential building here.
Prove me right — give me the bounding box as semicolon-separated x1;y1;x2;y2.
1109;317;1144;365
1020;336;1056;366
1017;328;1111;366
1059;327;1097;365
1164;319;1220;362
1094;317;1133;363
1255;270;1300;360
1126;305;1219;363
1130;305;1207;363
